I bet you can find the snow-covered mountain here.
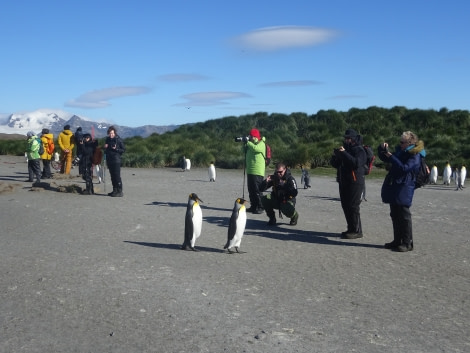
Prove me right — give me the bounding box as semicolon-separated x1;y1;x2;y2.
0;109;177;138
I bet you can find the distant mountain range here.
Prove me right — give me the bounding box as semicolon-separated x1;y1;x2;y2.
0;109;178;138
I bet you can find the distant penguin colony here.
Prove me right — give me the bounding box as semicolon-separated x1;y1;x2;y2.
224;198;248;253
182;193;203;251
208;162;216;182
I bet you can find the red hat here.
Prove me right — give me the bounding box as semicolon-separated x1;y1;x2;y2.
250;128;261;139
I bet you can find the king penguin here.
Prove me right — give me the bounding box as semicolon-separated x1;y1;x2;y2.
460;166;466;188
208;162;216;182
224;198;247;253
430;165;438;184
182;193;203;251
443;162;452;185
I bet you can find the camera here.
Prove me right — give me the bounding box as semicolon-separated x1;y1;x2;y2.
234;136;250;143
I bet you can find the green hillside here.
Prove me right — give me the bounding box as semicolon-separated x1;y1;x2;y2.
2;106;469;172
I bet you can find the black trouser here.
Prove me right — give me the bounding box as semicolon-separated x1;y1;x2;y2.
389;204;413;246
42;159;52;178
28;159;41;182
247;174;264;210
107;161;122;190
339;182;363;233
82;159;93;192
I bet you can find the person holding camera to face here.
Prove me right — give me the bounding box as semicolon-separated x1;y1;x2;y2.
330;128;367;239
378;131;425;252
236;128;266;214
259;162;299;226
104;126;125;197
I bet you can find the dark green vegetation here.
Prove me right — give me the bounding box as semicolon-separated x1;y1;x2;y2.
2;106;469;172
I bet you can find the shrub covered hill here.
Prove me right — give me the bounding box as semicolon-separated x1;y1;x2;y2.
2;106;469;171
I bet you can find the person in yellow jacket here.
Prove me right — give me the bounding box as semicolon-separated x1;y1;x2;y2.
40;128;54;178
58;124;75;174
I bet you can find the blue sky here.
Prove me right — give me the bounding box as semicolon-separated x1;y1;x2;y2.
1;0;469;127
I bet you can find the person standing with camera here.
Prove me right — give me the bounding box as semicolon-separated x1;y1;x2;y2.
104;126;125;197
378;131;425;252
237;128;266;214
330;128;367;239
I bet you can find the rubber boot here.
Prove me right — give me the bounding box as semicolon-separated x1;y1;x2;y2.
82;182;92;195
266;210;276;226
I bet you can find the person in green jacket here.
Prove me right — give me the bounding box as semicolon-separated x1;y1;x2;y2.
244;128;266;214
26;131;41;185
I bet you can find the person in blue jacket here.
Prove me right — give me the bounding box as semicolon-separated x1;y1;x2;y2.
378;131;426;252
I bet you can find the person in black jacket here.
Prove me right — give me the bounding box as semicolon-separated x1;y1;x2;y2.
260;162;299;226
80;133;98;195
330;128;367;239
104;126;125;197
74;127;84;175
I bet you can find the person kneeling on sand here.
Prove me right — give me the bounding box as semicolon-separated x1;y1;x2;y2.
260;162;299;226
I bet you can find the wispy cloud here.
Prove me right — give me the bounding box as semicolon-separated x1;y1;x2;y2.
158;73;210;82
65;86;152;109
259;80;323;87
232;26;338;51
327;95;366;100
174;91;251;107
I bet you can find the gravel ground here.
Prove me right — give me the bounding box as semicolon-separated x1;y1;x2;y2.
0;155;469;353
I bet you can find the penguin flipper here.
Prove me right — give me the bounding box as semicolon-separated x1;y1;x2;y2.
184;208;194;247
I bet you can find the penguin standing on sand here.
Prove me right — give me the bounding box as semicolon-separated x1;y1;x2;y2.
300;165;311;189
460;166;466;188
208;162;216;182
182;193;203;251
443;162;452;185
224;198;247;253
430;165;438;184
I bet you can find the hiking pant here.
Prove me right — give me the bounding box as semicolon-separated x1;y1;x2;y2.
339;182;363;233
107;161;122;190
247;174;264;210
390;204;413;246
42;159;52;178
61;151;73;175
28;159;41;182
261;194;296;218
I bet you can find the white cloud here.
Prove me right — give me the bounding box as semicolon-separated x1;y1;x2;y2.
174;91;251;106
259;80;323;87
232;26;338;51
158;73;210;82
66;86;152;109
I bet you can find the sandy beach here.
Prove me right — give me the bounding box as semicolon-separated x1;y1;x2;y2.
0;155;469;353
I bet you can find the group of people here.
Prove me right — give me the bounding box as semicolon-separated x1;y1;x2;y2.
243;127;426;253
25;125;125;197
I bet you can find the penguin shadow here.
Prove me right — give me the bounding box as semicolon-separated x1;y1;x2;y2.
245;219;383;249
424;184;463;191
0;175;26;181
305;195;341;202
123;240;224;253
148;201;231;213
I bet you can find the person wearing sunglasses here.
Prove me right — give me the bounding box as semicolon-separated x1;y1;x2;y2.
260;162;299;226
330;128;367;239
378;131;426;252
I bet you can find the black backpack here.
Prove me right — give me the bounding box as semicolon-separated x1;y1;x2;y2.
36;137;45;155
363;145;375;175
415;156;431;189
